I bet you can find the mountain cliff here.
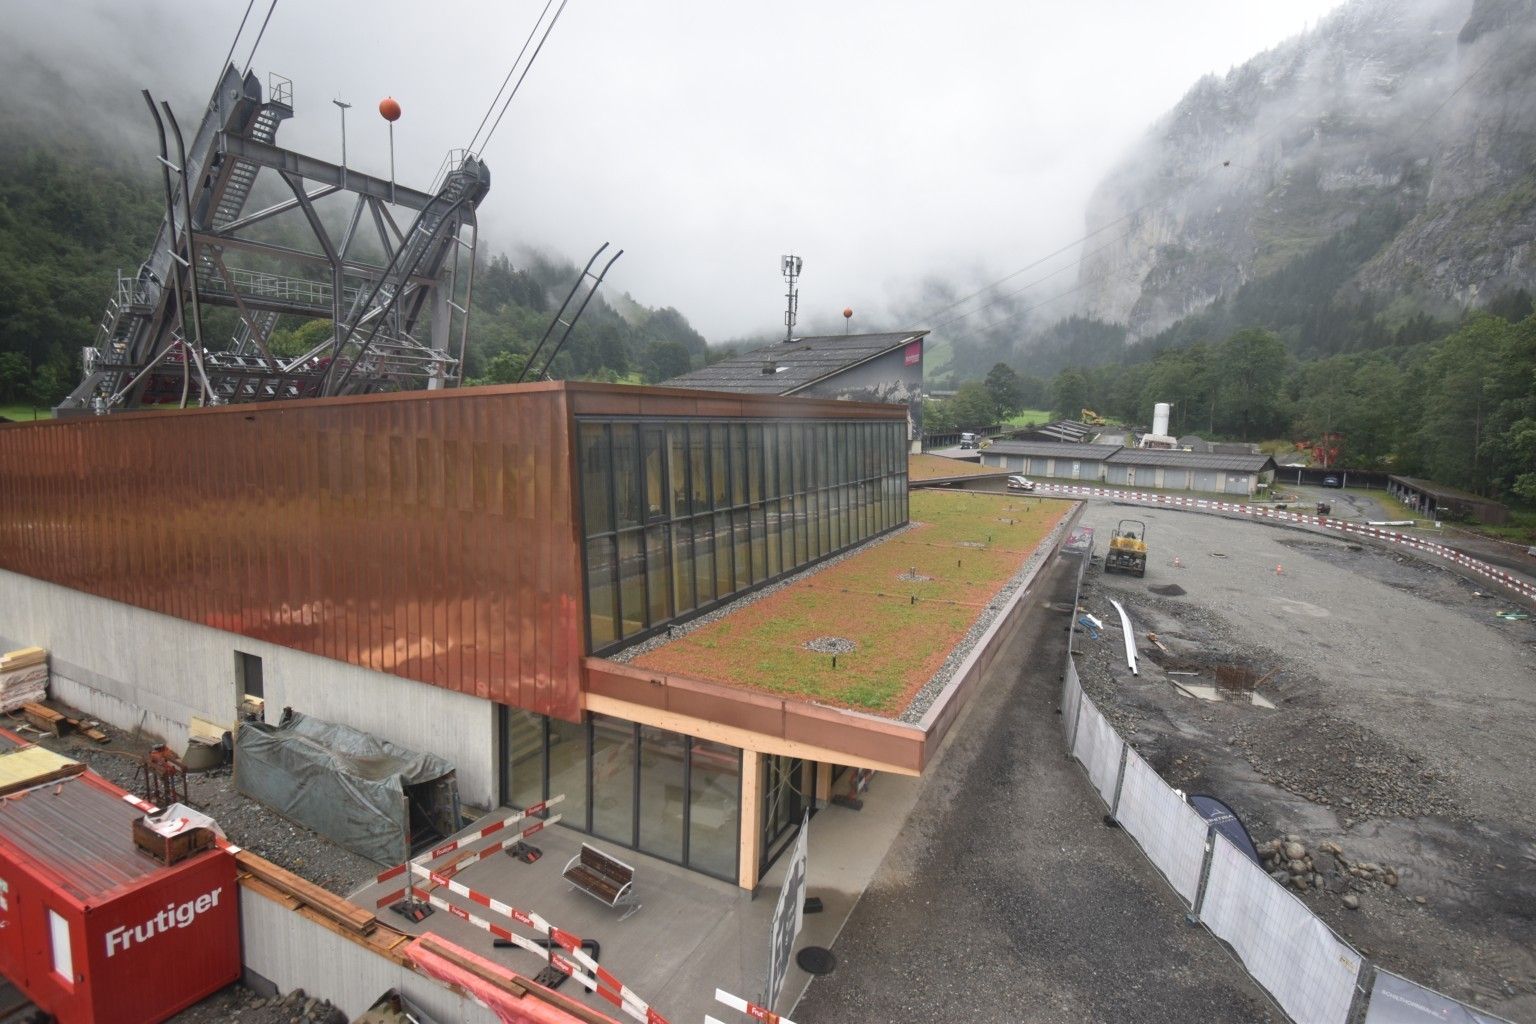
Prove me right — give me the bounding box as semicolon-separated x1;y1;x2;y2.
1076;0;1536;341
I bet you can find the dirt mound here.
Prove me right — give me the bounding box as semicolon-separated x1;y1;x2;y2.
1149;583;1186;596
1233;711;1457;820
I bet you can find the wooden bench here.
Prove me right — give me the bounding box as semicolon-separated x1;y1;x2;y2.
562;843;640;920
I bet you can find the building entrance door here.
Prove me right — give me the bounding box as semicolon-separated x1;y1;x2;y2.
761;755;812;874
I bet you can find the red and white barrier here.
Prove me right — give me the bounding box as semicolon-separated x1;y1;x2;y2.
369;795;669;1024
372;796;568;907
417;794;566;864
1031;484;1536;602
709;988;798;1024
414;862;667;1024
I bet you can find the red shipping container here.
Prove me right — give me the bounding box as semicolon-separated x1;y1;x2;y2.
0;743;239;1023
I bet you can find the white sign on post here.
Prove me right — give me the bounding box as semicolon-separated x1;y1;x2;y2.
765;811;810;1011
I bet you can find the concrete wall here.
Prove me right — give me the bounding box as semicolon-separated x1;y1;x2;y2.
240;886;499;1022
0;568;497;806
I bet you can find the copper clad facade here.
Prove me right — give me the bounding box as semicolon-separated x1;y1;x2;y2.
0;383;585;720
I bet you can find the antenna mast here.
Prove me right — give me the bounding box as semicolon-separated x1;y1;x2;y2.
781;254;802;342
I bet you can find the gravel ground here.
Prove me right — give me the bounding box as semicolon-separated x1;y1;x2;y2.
22;716;381;896
170;984;347;1024
1070;501;1536;1021
794;553;1277;1024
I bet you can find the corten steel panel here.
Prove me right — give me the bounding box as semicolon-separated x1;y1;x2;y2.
0;384;585;721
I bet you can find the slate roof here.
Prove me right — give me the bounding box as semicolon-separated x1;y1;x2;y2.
983;440;1121;461
1106;448;1277;473
662;331;926;395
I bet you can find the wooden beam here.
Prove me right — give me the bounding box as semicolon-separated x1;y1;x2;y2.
235;850;377;935
738;750;762;891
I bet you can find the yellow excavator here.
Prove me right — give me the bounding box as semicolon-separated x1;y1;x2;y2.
1105;519;1147;577
1080;408;1108;426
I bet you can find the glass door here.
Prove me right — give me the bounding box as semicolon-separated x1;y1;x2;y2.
760;754;812;873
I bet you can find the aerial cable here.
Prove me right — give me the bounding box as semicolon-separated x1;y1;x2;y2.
217;0;257;80
474;0;570;157
465;0;557;155
240;0;279;77
929;229;1131;333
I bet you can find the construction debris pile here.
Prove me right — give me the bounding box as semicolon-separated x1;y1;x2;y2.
0;646;48;712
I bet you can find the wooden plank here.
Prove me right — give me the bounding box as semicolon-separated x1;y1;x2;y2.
238;873;303;909
20;702;63;736
0;648;46;671
234;850;377;935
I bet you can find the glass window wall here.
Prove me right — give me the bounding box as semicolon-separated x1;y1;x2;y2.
638;725;686;862
688;738;741;879
502;708;742;882
578;417;908;653
591;714;636;844
504;708;546;810
547;716;588;828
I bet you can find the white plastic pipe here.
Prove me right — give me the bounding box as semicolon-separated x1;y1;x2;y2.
1109;598;1138;676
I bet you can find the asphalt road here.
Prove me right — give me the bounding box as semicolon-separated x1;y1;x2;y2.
793;551;1275;1024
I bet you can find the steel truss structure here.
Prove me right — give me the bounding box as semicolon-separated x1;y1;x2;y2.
61;66;490;415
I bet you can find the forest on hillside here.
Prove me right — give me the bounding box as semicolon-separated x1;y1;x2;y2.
927;302;1536;504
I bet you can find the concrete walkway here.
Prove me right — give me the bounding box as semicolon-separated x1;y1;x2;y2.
348;744;931;1023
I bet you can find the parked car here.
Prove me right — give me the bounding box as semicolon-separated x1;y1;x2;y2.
1007;474;1036;492
1321;475;1341;488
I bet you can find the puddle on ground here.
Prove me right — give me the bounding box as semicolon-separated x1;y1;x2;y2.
1173;682;1277;709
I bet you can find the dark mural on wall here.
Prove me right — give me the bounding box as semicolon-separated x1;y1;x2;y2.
799;341;924;443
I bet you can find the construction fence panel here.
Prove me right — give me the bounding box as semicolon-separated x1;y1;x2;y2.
1061;657;1085;735
1200;833;1363;1024
1071;691;1123;806
1113;746;1209;907
1363;970;1516;1024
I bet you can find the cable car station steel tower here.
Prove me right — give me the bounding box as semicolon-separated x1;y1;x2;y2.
60;66;490;415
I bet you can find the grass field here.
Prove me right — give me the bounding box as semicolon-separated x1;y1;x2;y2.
0;404;52;422
631;490;1068;715
1458;508;1536;544
1004;409;1051;427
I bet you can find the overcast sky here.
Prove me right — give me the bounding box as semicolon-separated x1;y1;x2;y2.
13;1;1346;341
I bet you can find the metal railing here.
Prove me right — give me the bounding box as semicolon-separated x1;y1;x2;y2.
197;267;364;311
267;72;293;108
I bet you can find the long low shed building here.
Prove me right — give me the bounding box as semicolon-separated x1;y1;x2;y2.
978;441;1117;482
981;442;1276;496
